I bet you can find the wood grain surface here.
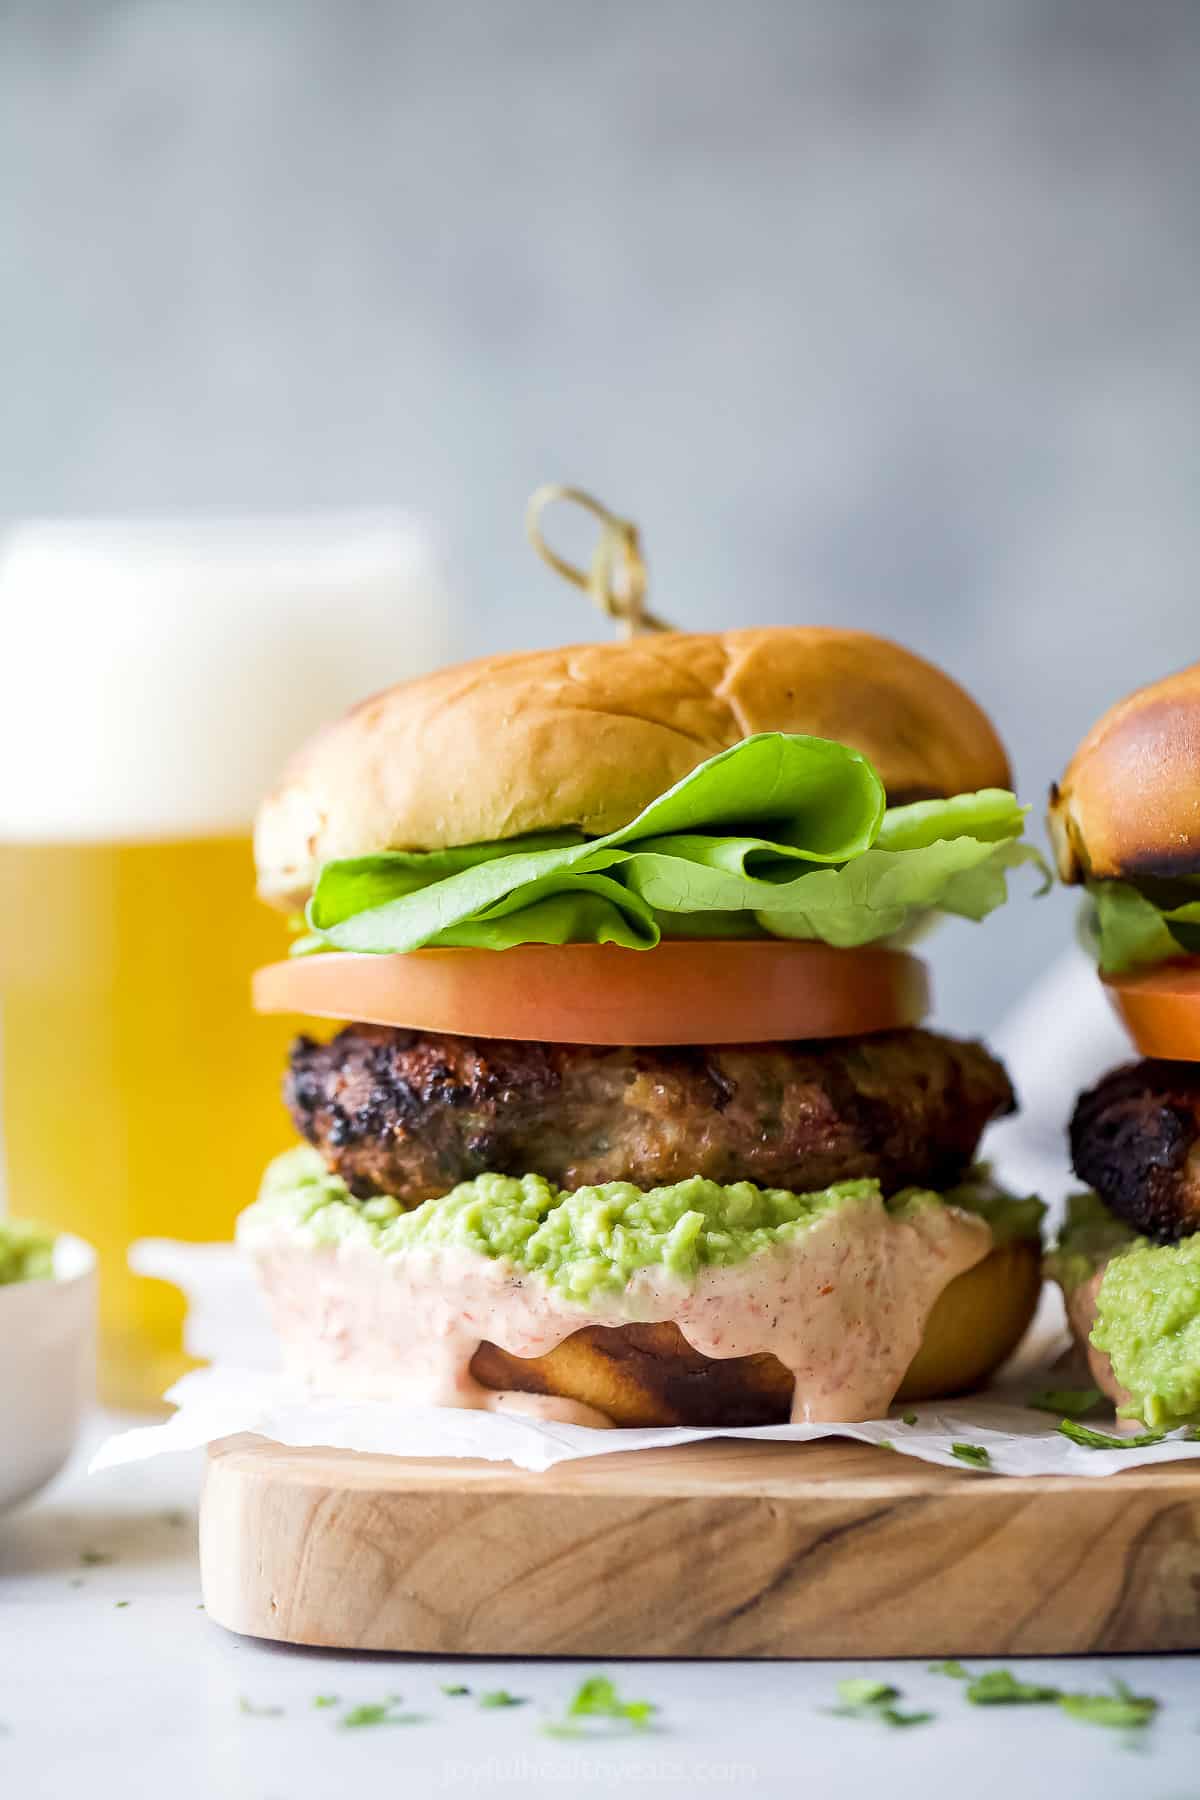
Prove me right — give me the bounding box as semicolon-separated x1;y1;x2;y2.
199;1433;1200;1657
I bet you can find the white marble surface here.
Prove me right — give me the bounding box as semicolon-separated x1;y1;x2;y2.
2;1412;1198;1800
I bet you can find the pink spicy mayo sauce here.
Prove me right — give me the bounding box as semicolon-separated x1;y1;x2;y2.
1063;1262;1130;1413
247;1200;991;1427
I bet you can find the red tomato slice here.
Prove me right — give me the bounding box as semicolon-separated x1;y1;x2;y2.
1103;961;1200;1062
253;941;930;1046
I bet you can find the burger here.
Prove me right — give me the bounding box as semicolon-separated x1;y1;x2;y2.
1047;661;1200;1430
239;626;1046;1428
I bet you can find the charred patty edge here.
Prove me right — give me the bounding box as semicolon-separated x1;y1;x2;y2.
285;1024;1016;1208
1070;1059;1200;1243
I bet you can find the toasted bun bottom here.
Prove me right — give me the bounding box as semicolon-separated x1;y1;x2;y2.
470;1239;1041;1427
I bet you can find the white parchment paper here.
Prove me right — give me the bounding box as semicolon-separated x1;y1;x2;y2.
89;1275;1200;1479
90;1361;1200;1479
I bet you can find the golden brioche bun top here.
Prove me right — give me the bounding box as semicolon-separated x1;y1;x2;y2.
255;626;1011;908
1049;660;1200;884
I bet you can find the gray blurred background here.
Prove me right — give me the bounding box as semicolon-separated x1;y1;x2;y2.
3;0;1198;1033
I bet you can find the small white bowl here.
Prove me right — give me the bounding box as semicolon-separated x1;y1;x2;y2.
0;1234;96;1511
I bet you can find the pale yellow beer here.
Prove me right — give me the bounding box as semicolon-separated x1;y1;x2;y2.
0;517;450;1408
0;836;303;1408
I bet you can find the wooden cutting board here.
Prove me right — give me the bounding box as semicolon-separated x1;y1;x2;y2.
199;1433;1200;1657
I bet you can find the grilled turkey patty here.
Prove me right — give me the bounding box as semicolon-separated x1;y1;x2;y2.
1071;1059;1200;1243
285;1025;1015;1207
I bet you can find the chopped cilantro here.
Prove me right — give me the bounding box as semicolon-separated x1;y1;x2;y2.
837;1679;898;1707
1059;1680;1158;1731
828;1678;933;1729
341;1704;390;1728
966;1670;1059;1706
1057;1420;1164;1450
114;1601;130;1609
238;1697;284;1718
877;1439;895;1451
441;1683;470;1697
926;1665;1158;1731
543;1675;658;1737
479;1690;528;1709
901;1412;918;1426
313;1695;338;1709
1026;1388;1102;1418
80;1550;113;1567
951;1442;991;1469
568;1675;655;1728
340;1702;425;1728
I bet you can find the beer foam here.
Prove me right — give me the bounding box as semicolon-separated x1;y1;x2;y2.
0;516;451;840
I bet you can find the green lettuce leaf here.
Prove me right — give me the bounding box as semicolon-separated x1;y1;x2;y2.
305;732;1044;955
875;789;1034;851
1082;879;1200;976
754;839;1045;948
1043;1191;1141;1296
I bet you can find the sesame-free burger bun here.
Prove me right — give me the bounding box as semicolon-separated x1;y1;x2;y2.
256;628;1011;909
1049;660;1200;885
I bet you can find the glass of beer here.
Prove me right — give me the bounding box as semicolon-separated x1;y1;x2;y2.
0;517;451;1409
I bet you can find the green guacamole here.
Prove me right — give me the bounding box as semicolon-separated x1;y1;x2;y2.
1091;1235;1200;1428
0;1219;56;1286
243;1147;1041;1308
1046;1192;1200;1428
